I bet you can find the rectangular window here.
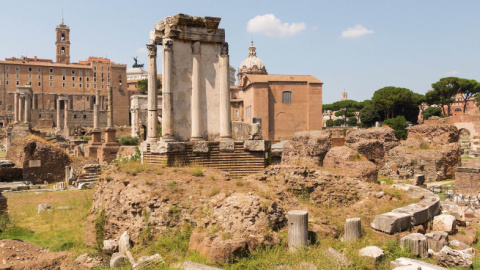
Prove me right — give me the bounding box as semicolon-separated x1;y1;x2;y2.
62;69;66;74
101;84;104;89
282;91;292;103
28;74;32;79
72;83;75;88
79;83;82;88
86;77;90;82
63;76;66;81
0;101;2;106
94;66;97;71
28;67;32;72
37;67;41;72
86;71;90;75
5;81;9;85
79;77;82;82
79;70;83;75
101;73;104;78
15;66;19;71
16;74;20;79
101;78;104;83
108;79;110;83
93;72;97;77
49;82;53;87
5;66;9;71
6;74;9;78
16;81;19;85
87;84;90;88
74;115;77;119
49;75;53;80
50;68;53;73
83;115;87;119
72;70;75;74
94;84;97;89
38;82;41;86
38;74;41;79
101;67;104;71
94;78;97;82
62;83;66;87
72;76;75;81
235;109;239;118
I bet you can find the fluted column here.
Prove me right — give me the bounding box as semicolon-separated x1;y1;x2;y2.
24;91;31;124
56;98;61;132
64;100;68;130
93;89;100;131
107;86;113;128
13;92;19;123
146;42;158;142
191;41;203;141
18;96;24;122
162;38;174;141
219;42;232;140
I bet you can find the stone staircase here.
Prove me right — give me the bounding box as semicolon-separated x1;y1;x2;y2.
75;164;102;187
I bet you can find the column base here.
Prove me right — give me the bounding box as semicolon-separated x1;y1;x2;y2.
161;136;175;142
219;136;233;141
190;136;204;142
146;137;157;143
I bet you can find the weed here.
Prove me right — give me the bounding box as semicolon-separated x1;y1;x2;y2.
168;205;181;218
209;188;220;197
192;167;204;177
210;175;216;181
138;209;153;246
145;178;153;186
155;169;163;175
168;180;178;192
221;232;233;240
94;208;106;251
236;180;244;186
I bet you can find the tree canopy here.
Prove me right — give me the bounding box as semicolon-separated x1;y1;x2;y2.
427;77;478;116
371;86;423;123
421;106;443;120
137;78;162;95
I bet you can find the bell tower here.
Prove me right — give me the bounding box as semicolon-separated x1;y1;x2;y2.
55;18;70;64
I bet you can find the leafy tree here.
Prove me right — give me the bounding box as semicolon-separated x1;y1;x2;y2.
429;77;462;116
421;107;442;120
347;117;357;126
457;78;479;113
322;104;334;120
330;100;362;121
325;119;334;127
371;86;422;123
358;100;383;127
333;119;345;126
137;78;162;95
383;116;408;140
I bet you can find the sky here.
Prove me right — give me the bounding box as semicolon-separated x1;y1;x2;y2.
1;0;479;104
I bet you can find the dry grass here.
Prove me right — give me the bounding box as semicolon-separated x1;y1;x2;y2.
0;190;93;253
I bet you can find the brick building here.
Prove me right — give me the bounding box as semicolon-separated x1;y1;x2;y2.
230;42;323;142
0;20;128;128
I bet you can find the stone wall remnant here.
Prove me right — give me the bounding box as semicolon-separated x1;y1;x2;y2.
281;130;331;166
323;146;377;182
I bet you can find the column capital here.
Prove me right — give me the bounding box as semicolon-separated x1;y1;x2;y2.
146;42;157;57
163;38;173;51
221;42;229;56
192;41;200;54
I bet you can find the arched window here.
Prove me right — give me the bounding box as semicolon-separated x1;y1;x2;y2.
282;91;292;103
61;47;65;55
61;33;65;41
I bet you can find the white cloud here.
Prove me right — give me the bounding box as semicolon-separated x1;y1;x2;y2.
445;70;458;76
247;14;306;37
136;47;148;54
340;25;374;38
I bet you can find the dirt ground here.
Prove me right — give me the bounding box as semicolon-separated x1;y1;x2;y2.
0;239;69;270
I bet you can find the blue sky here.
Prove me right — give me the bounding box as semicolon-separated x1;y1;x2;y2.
1;0;479;104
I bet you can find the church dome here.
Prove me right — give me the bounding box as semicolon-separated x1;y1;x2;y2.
238;41;267;73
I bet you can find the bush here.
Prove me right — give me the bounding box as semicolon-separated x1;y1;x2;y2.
119;135;139;146
325;119;334;127
422;106;443;120
333;119;345;126
383;116;408;140
347;117;357;126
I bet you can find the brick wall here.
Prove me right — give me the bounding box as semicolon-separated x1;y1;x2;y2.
455;167;480;195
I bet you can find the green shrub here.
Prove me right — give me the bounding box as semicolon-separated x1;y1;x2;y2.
422;106;443;120
326;119;334;127
118;135;139;146
347;117;357;126
383;116;408;140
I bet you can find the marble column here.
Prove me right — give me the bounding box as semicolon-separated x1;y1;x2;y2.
131;106;139;138
191;41;203;141
107;86;113;128
162;38;174;141
146;41;158;142
64;100;69;136
24;91;31;124
18;96;24;122
13;92;19;123
56;98;61;132
219;42;232;140
93;89;100;131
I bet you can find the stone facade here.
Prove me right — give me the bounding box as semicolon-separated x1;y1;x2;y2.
130;95;162;139
455;167;480;195
0;21;128;127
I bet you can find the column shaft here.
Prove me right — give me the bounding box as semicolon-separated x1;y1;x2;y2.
64;100;68;132
162;39;174;141
146;42;158;142
56;99;61;131
191;41;203;141
18;97;23;122
107;86;113;128
93;90;100;130
13;92;18;123
219;43;232;140
24;93;31;124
